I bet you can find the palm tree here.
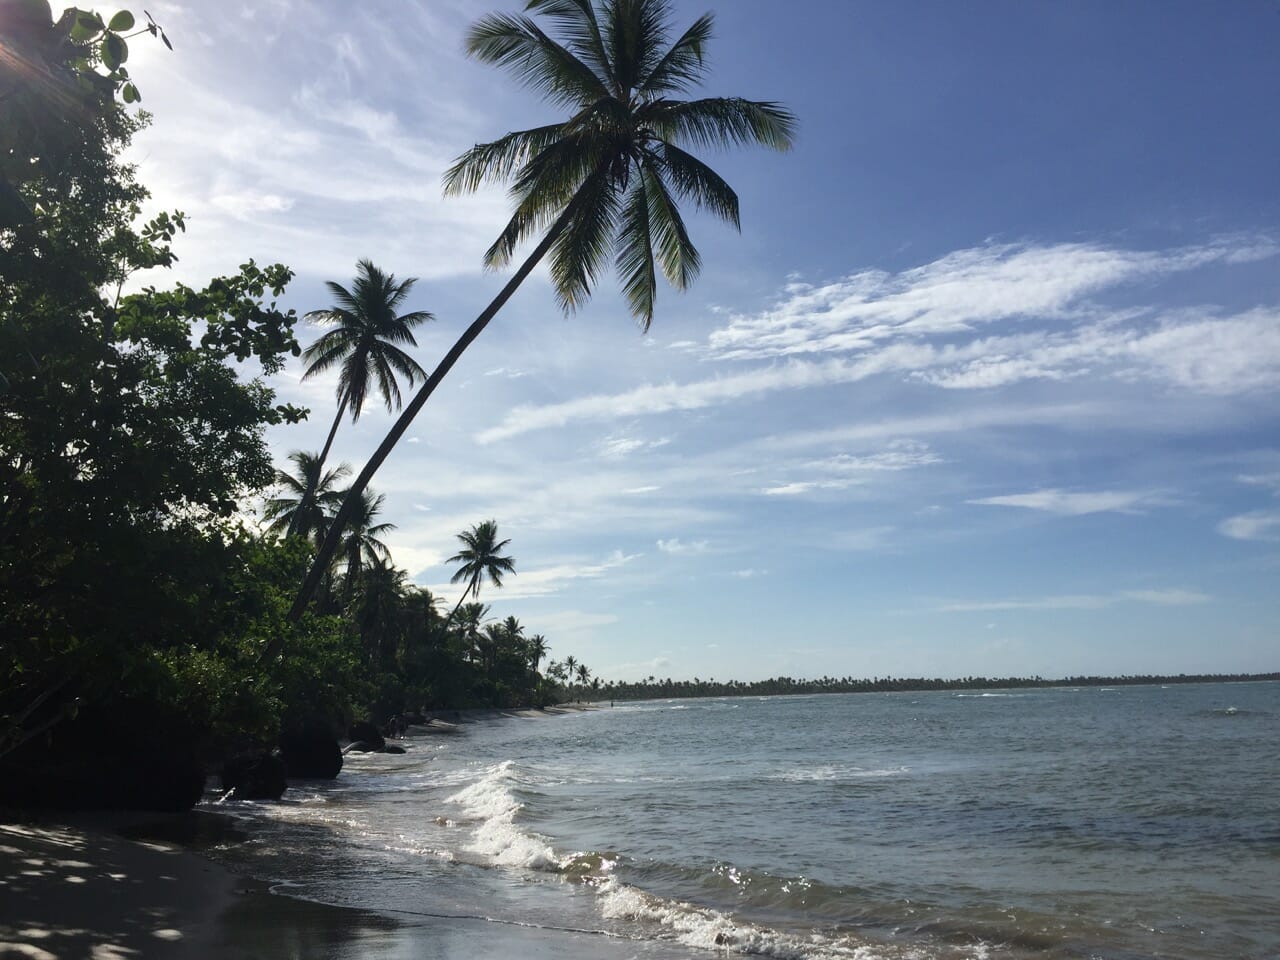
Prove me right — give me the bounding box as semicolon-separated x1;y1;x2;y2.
337;489;396;590
278;0;794;635
445;520;516;624
527;633;549;672
287;260;433;537
263;451;351;543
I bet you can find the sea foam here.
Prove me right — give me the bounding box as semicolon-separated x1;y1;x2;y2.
445;761;559;870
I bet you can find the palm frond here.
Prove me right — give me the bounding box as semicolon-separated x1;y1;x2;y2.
641;160;700;295
615;175;658;324
645;96;797;152
444;124;567;196
638;12;711;95
484;134;608;268
549;167;623;312
526;0;613;81
652;141;739;227
467;12;609;106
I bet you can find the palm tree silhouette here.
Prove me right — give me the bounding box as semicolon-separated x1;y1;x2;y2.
445;520;516;624
527;633;549;672
337;489;396;590
288;260;433;537
263;451;351;543
280;0;794;633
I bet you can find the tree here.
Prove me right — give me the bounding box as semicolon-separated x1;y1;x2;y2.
262;451;351;543
300;259;434;467
0;95;354;786
281;0;795;631
445;520;516;623
289;260;433;537
527;633;549;672
337;490;396;589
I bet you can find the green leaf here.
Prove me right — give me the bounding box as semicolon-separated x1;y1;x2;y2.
108;10;135;31
101;32;128;70
122;82;140;104
70;10;101;42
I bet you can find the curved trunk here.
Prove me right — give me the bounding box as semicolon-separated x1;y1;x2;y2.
262;208;575;660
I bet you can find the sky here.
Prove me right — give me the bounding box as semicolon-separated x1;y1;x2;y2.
113;0;1279;682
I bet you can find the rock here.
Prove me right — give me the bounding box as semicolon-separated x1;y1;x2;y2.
280;724;343;779
347;720;385;753
382;744;406;755
221;752;287;801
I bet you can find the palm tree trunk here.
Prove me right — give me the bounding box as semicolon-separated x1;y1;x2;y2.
286;389;347;538
262;206;577;660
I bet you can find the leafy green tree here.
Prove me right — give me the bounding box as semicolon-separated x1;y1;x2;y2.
0;3;171;226
445;520;516;623
0;97;343;778
284;0;794;627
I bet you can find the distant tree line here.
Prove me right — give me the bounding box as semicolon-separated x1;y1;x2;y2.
600;672;1280;702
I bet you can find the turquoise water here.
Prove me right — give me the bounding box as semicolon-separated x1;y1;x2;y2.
210;682;1280;959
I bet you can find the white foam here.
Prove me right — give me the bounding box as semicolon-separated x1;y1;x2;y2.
597;878;927;959
444;761;559;870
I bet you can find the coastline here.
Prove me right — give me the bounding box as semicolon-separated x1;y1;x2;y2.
0;704;619;960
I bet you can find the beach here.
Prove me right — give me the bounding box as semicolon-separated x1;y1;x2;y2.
4;686;1278;960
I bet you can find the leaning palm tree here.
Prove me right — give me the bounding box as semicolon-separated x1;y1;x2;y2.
445;520;516;624
277;0;794;639
263;451;352;543
287;260;433;537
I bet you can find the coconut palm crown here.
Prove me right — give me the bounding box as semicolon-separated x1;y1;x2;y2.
302;259;433;450
446;520;516;623
263;451;352;543
445;0;796;327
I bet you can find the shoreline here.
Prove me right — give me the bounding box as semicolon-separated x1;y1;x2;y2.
0;704;615;960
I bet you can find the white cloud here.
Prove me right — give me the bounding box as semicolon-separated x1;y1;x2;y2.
657;538;711;555
209;190;295;219
1239;472;1280;494
706;240;1277;361
968;489;1160;516
1217;510;1280;542
595;434;672;460
943;589;1210;612
731;568;765;579
1120;589;1212;606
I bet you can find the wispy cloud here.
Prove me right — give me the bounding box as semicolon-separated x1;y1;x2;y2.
942;589;1210;612
657;538;711;555
968;489;1163;516
477;237;1279;443
1217;510;1280;542
707;240;1277;361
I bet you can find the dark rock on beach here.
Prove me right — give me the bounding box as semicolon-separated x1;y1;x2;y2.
221;752;287;801
280;724;343;779
348;720;386;753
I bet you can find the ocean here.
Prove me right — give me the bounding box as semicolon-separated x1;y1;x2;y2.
206;682;1280;959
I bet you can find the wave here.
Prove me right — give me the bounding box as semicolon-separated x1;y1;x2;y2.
444;760;560;870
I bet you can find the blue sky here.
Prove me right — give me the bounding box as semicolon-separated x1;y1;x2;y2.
119;0;1278;681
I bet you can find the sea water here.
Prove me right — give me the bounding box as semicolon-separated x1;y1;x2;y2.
207;682;1280;959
